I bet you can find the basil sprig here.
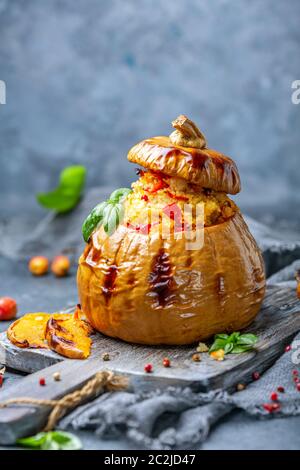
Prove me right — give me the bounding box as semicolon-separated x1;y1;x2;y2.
17;431;82;450
209;332;258;355
37;165;86;213
82;187;132;242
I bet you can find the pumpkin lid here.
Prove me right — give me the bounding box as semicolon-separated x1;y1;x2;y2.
128;115;241;195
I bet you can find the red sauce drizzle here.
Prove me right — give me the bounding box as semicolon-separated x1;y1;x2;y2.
91;248;102;263
149;249;174;307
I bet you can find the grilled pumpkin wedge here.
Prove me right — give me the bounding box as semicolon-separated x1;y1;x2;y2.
45;311;92;359
7;307;93;359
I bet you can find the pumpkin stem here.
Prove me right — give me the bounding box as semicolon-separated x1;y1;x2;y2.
170;115;207;149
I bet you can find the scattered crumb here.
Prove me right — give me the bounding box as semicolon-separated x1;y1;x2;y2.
192;353;201;362
197;342;209;353
102;352;110;361
53;372;61;382
236;383;246;391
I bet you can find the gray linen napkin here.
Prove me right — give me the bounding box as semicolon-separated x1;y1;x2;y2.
59;335;300;449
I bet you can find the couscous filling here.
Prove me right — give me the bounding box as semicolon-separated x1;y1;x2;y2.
124;170;237;233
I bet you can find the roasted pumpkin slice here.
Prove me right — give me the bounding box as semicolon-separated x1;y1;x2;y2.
7;312;70;349
45;312;92;359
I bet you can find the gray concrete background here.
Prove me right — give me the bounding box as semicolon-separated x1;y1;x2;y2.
0;0;300;216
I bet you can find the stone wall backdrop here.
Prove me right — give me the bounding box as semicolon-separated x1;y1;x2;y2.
0;0;299;219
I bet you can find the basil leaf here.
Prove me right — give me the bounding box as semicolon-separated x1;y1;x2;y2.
82;202;107;242
17;431;82;451
215;333;229;340
210;330;258;355
109;188;132;203
103;204;120;236
209;338;227;352
37;165;86;213
82;187;131;241
17;432;47;448
115;202;125;222
41;434;60;450
227;332;240;343
224;343;234;354
103;203;126;236
237;333;258;346
59;166;86;192
231;345;254;354
50;431;82;450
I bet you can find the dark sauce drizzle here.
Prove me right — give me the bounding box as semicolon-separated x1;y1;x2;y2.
149;249;174;307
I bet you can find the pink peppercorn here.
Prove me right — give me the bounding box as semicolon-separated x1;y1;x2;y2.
144;364;153;373
252;371;260;381
272;403;281;412
39;377;46;386
263;403;273;413
263;403;281;413
270;392;278;402
285;345;291;352
162;358;171;368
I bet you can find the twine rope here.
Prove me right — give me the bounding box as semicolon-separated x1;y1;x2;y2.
0;370;128;431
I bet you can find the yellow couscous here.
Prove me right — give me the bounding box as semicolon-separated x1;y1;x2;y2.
124;170;237;233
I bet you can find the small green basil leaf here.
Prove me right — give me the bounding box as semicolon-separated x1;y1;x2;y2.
215;333;229;340
37;165;86;213
82;202;107;242
231;345;254;354
59;166;86;190
237;334;258;346
103;204;120;236
227;332;240;344
109;188;132;204
115;202;125;223
209;338;227;352
17;432;47;448
17;431;82;451
41;434;60;450
50;431;82;450
82;187;131;240
224;343;234;354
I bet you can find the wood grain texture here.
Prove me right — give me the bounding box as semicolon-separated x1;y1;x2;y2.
0;285;299;444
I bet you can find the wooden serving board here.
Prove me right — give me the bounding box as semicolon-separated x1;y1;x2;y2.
1;286;300;390
0;285;299;444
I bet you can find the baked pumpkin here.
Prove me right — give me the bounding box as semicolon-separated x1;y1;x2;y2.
78;115;265;345
7;313;70;349
7;307;93;359
45;314;92;359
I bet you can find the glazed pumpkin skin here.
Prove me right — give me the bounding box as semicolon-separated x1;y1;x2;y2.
78;211;265;345
78;116;265;345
